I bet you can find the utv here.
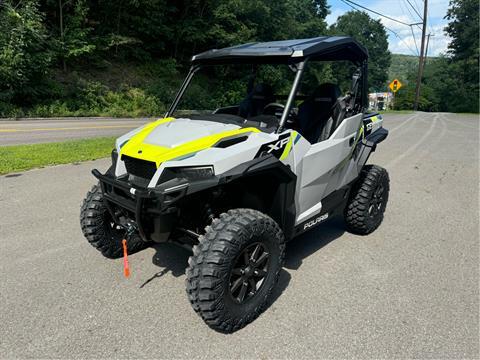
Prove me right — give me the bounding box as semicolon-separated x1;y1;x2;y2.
80;36;389;333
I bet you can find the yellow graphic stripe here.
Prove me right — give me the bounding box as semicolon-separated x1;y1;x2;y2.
279;131;296;161
358;125;364;139
121;118;259;166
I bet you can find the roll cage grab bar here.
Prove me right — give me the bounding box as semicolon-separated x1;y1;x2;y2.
164;59;368;133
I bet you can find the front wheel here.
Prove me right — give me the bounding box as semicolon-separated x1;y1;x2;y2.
344;165;390;235
80;184;148;258
185;209;285;333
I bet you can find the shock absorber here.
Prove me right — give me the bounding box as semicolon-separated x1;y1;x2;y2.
203;203;215;225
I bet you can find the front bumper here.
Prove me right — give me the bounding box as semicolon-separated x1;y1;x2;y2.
92;169;188;241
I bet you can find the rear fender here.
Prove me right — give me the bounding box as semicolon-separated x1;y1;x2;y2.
355;127;389;170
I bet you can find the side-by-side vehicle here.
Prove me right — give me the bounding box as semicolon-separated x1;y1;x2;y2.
80;36;389;332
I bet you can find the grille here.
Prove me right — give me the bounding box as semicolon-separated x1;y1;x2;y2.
122;155;157;179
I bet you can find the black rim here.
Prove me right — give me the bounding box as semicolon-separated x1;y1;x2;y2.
229;242;270;304
368;183;385;217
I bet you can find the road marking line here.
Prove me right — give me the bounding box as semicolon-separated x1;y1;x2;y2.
385;114;438;169
0;125;140;133
440;115;479;130
387;113;419;133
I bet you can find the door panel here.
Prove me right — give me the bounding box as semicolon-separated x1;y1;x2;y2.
294;113;363;224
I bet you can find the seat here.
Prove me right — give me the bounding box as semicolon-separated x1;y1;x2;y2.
297;83;342;144
238;83;275;118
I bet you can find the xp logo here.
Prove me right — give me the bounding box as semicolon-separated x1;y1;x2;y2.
303;213;329;230
255;133;291;159
267;137;290;153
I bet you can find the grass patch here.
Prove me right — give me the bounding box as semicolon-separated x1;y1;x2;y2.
0;137;115;174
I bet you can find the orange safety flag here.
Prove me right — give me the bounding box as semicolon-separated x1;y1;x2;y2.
122;239;130;278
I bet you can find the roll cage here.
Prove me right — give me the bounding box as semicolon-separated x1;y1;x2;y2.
165;36;369;134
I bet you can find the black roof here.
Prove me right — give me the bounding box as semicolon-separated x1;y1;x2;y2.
192;36;368;65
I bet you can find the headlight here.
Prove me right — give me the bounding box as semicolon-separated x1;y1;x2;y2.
172;166;215;181
158;166;215;184
158;165;215;184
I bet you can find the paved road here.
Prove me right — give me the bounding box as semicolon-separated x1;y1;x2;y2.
0;117;151;146
1;113;478;358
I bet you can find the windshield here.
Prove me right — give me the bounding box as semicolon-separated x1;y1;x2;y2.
168;60;359;133
171;64;296;132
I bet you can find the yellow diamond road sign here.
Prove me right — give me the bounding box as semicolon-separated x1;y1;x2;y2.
389;79;402;93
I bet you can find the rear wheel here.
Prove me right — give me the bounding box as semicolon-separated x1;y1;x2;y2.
80;184;147;258
185;208;285;333
344;165;389;235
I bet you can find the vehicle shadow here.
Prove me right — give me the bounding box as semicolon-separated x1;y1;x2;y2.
141;216;345;289
141;242;291;302
284;216;346;270
140;242;191;288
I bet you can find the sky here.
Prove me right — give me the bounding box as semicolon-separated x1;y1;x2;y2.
326;0;451;56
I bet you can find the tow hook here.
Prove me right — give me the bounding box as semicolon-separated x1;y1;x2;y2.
124;222;138;240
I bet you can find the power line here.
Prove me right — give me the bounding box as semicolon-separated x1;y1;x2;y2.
413;0;428;110
339;0;419;56
405;0;423;20
402;0;414;21
390;28;419;56
412;0;423;16
410;27;420;55
402;0;423;31
412;0;432;33
341;0;419;27
400;0;421;54
426;3;435;35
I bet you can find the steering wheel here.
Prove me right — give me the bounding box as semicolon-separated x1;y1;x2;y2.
263;103;285;118
263;103;297;127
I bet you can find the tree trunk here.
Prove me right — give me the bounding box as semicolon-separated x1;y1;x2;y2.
116;0;123;55
59;0;66;71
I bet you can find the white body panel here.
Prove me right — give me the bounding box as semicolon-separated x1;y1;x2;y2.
148;131;279;187
114;113;383;227
144;119;239;148
291;113;363;224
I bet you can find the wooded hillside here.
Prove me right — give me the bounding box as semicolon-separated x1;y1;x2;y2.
0;0;477;117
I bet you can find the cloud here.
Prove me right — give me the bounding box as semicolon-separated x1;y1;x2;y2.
425;24;452;56
327;0;451;56
371;0;450;56
326;8;345;26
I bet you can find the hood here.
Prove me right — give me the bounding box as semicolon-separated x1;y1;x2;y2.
119;118;259;166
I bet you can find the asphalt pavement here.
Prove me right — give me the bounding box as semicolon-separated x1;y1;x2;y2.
0;112;478;358
0;117;151;146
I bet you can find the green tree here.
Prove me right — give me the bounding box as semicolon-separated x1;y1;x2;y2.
0;0;53;114
395;0;479;114
90;0;173;59
41;0;96;70
59;0;95;68
445;0;479;61
443;0;479;112
330;11;391;92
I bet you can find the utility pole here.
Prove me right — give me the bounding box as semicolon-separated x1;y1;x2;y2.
422;33;433;69
413;0;428;111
